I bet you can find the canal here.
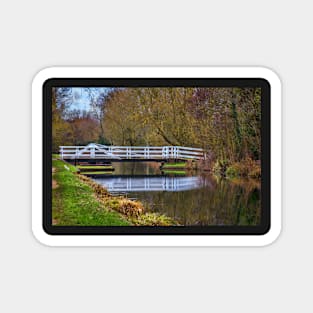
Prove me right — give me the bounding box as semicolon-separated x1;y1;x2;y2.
92;162;261;226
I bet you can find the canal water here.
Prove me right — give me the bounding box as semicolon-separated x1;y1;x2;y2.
93;162;261;226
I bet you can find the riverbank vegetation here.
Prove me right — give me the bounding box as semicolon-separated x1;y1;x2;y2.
77;165;114;170
161;162;189;169
52;87;261;177
52;159;177;226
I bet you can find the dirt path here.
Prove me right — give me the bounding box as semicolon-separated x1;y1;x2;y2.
52;167;58;189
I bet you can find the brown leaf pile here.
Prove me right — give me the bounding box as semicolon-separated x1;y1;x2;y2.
76;173;145;217
115;199;144;217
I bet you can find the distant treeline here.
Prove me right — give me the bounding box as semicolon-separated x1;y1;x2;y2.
52;87;261;168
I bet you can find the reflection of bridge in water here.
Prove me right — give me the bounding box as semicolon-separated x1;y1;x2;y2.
94;176;201;192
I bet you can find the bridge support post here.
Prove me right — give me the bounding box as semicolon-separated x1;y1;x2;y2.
91;145;95;158
163;146;169;159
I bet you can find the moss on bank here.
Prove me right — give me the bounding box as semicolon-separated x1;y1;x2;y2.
52;159;178;226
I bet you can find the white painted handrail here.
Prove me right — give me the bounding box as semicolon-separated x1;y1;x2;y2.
59;143;205;160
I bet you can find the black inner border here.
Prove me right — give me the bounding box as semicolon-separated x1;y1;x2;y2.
43;78;270;235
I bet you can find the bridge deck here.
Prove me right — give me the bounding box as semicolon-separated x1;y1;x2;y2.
60;143;205;161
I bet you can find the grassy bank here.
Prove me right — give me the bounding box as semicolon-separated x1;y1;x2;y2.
160;161;197;175
162;170;186;175
81;171;114;175
52;159;177;226
52;159;130;226
77;165;114;170
161;162;187;169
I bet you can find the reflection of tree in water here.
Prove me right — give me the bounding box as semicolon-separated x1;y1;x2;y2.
134;176;261;226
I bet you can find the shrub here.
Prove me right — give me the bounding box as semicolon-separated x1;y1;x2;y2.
226;165;240;177
226;158;261;178
133;213;177;226
116;199;144;217
248;162;261;178
212;159;229;176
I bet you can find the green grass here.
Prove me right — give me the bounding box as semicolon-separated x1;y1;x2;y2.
63;162;80;173
162;170;186;175
77;165;114;170
83;171;114;175
161;162;187;169
52;159;130;226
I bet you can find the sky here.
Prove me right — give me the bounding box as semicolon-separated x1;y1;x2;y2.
69;87;112;111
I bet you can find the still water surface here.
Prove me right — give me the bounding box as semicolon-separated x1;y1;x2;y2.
93;162;261;226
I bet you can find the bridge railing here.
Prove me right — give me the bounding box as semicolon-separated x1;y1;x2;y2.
59;143;204;160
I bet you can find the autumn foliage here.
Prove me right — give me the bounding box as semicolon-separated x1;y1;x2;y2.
52;87;261;174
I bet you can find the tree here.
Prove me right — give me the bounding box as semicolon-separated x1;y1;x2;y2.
52;86;261;167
